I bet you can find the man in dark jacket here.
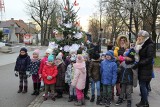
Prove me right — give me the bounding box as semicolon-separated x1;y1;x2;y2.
134;30;155;107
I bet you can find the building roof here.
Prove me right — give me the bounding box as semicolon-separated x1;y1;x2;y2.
0;19;38;34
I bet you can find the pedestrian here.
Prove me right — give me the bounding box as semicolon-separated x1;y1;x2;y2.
42;54;58;101
28;49;41;95
71;54;86;106
14;47;31;93
133;30;155;107
89;53;101;105
107;41;113;50
100;50;117;107
115;48;136;107
55;54;66;98
65;56;77;102
114;35;129;96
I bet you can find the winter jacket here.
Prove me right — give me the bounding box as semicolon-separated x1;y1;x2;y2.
28;59;41;75
65;64;74;85
42;63;58;85
71;62;86;90
88;59;101;82
138;38;155;81
38;56;48;74
119;62;134;85
14;54;31;72
101;59;117;85
55;62;66;89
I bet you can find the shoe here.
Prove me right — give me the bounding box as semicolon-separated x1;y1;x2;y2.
74;100;82;106
52;97;56;101
17;86;23;93
31;91;36;95
96;96;101;105
90;95;95;102
22;86;27;93
84;95;90;100
68;96;73;102
115;98;123;106
99;97;106;105
127;100;131;107
136;101;149;107
105;99;111;107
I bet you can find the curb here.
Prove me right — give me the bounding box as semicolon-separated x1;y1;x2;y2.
27;92;44;107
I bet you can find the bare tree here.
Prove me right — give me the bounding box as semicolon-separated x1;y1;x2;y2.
26;0;60;45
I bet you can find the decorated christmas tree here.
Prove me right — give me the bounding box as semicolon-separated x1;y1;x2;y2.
49;0;86;56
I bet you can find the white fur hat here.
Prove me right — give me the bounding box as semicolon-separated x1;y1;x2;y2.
138;30;150;37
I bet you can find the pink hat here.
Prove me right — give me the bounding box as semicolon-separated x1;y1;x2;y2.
76;54;84;63
33;49;40;56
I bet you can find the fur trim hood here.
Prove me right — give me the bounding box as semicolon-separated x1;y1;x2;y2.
116;35;129;49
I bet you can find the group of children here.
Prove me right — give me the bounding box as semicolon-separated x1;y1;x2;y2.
14;46;137;107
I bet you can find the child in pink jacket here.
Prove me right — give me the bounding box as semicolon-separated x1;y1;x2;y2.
71;54;86;106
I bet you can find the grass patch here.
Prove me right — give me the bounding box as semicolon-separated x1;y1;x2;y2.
154;56;160;67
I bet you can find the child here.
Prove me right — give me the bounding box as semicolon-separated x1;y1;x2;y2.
101;50;117;107
28;49;41;95
14;47;31;93
115;48;136;107
89;53;101;105
65;56;77;102
55;55;66;98
71;54;86;106
42;54;58;101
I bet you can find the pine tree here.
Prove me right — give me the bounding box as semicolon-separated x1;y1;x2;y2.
50;0;86;56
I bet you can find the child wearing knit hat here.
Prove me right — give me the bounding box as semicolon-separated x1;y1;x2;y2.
42;54;58;101
28;49;41;95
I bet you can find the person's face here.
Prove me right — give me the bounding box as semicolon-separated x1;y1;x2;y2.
20;51;26;55
48;61;54;65
45;53;50;57
33;53;38;58
105;55;112;60
120;38;126;45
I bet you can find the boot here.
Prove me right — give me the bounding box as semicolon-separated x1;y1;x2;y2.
82;98;85;105
96;96;101;105
74;100;82;106
127;100;131;107
17;86;23;93
35;83;41;95
105;99;111;107
22;86;28;93
68;95;73;102
31;83;37;95
90;95;95;102
84;95;90;100
136;101;149;107
115;98;123;106
99;97;106;105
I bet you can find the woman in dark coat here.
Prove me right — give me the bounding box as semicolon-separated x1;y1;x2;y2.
55;55;66;98
134;30;154;107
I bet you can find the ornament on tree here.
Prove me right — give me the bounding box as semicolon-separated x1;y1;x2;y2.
48;42;58;50
74;0;79;6
64;22;72;28
64;45;70;52
73;32;83;39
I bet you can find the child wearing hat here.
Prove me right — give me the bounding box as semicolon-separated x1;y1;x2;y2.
65;55;77;102
89;53;101;104
55;55;66;98
28;49;41;95
71;54;86;106
42;54;58;101
14;47;31;93
115;48;136;107
100;50;117;107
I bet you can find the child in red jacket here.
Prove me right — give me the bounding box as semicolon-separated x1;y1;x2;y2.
42;54;58;101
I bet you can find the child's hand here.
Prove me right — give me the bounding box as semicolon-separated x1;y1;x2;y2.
15;71;18;77
47;76;52;80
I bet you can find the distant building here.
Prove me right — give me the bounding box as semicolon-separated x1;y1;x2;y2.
0;18;38;44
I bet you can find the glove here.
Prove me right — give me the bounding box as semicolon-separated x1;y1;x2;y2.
15;71;18;77
132;62;138;70
26;71;31;78
47;76;52;80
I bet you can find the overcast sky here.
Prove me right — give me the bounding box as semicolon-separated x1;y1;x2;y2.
3;0;98;31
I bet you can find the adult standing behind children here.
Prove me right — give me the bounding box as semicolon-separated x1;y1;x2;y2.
134;30;154;107
100;50;117;107
14;47;31;93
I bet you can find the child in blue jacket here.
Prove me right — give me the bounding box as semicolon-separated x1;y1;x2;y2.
100;50;117;107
